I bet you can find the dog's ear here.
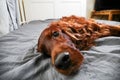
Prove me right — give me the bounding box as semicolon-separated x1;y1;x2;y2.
109;25;120;36
37;28;50;55
37;32;46;53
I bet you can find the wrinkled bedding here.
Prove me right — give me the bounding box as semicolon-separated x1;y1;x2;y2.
0;19;120;80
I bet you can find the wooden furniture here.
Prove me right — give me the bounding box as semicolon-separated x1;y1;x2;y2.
91;10;120;21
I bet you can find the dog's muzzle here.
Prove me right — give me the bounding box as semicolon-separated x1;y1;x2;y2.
55;52;71;69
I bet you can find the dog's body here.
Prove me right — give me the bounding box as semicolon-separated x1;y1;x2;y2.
37;15;120;75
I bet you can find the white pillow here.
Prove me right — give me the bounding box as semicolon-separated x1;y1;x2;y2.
0;0;9;37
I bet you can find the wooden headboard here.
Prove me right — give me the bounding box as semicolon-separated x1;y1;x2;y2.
18;0;26;24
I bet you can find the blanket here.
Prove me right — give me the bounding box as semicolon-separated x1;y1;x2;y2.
0;19;120;80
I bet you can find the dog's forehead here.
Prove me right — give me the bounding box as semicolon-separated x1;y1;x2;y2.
48;23;62;32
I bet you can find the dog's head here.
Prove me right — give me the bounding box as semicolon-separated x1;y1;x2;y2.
38;14;120;75
37;21;84;75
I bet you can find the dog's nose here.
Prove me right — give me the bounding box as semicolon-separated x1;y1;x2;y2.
55;52;71;69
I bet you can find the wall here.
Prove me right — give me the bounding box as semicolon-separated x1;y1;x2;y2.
21;0;95;22
86;0;95;18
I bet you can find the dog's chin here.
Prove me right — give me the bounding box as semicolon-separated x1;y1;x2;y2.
55;63;80;75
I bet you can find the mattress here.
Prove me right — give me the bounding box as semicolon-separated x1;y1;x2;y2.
0;19;120;80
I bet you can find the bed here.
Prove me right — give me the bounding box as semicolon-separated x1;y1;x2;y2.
0;19;120;80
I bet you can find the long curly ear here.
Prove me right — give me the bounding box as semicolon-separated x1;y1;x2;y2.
109;25;120;36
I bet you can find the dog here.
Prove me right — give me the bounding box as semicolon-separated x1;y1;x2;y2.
37;15;120;75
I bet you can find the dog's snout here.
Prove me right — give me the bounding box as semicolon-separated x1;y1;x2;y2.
55;52;71;69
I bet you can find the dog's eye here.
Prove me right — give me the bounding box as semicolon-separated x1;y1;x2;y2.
52;31;59;37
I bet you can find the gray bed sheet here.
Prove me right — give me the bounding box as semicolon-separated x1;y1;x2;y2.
0;19;120;80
